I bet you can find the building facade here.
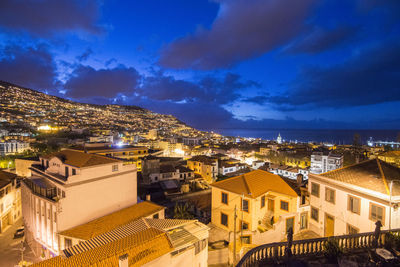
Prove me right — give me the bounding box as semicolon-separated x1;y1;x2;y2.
308;159;400;237
21;149;137;257
310;152;343;174
0;139;30;156
0;170;22;233
187;155;218;183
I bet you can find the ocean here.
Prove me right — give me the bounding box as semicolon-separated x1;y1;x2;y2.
211;129;400;145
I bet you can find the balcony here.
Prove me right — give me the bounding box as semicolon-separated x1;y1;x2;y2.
23;177;57;202
237;227;400;267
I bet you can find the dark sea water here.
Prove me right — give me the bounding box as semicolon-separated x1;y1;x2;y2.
212;129;400;145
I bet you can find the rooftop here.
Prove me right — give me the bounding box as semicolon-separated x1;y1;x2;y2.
318;159;400;196
59;201;165;240
211;169;299;198
33;227;172;267
0;170;16;189
41;149;121;168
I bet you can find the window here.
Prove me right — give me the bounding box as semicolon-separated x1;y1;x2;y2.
221;192;228;205
64;238;72;249
240;236;251;244
153;213;159;219
112;165;119;172
348;195;360;214
261;196;265;208
221;212;228;227
325;187;335;204
370;203;385;224
280;200;289;211
301;194;306;205
54;211;57;223
241;199;249;212
0;189;3;198
62;191;65;198
72;168;76;175
5;186;10;194
347;224;359;234
241;221;249;230
311;206;319;222
311;183;320;197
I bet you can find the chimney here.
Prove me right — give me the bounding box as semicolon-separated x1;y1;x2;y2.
297;174;303;186
146;194;151;201
119;254;129;267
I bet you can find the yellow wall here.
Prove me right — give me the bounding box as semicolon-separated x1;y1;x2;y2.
211;187;298;234
187;160;215;183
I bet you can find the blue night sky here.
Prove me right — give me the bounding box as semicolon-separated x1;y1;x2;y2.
0;0;399;130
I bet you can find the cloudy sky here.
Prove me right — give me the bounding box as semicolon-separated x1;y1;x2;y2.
0;0;399;130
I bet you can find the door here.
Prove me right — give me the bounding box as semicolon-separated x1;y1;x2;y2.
286;217;294;233
268;199;274;212
325;213;335;237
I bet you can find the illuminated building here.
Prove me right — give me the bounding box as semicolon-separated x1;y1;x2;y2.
187;155;218;183
210;170;309;246
0;139;30;156
0;170;22;233
21;149;137;257
310;151;343;174
308;159;400;237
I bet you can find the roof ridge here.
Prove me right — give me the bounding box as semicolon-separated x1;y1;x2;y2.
376;158;390;195
242;174;252;195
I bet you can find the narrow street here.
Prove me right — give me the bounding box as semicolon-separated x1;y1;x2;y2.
0;218;39;267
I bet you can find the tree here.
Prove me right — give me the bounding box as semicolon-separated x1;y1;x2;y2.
173;203;193;220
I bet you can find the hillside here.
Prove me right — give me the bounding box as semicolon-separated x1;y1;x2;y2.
0;80;199;136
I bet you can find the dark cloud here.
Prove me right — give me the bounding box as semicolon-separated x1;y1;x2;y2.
242;95;269;105
0;0;103;36
140;72;260;104
76;48;93;62
269;42;400;109
286;25;359;54
159;0;317;70
64;65;140;98
0;44;57;90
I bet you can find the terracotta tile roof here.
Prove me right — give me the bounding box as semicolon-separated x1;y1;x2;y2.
64;218;199;257
59;201;165;240
319;159;400;196
0;170;16;189
145;218;194;230
211;169;299;198
33;228;172;267
188;155;217;165
41;149;121;168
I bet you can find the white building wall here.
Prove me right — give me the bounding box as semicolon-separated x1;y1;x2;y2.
308;176;396;237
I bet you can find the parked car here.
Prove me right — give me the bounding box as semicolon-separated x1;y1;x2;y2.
14;227;24;238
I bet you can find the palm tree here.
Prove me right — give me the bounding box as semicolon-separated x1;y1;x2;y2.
173;202;193;219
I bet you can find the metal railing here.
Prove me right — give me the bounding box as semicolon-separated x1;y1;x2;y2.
237;227;400;267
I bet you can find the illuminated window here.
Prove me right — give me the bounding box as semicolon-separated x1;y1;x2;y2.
221;212;228;227
311;206;319;222
325;187;335;204
311;183;320;197
221;192;228;204
240;236;251;244
280;200;289;211
261;196;265;208
241;199;249;212
370;203;385;224
348;195;360;214
112;165;119;172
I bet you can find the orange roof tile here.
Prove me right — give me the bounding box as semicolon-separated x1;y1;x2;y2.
211;169;298;198
59;201;165;240
41;149;121;168
33;228;172;267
